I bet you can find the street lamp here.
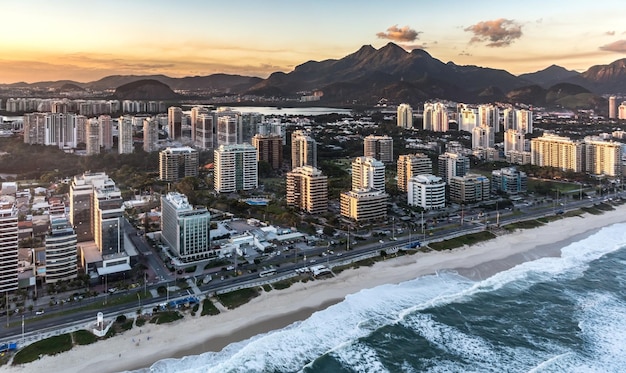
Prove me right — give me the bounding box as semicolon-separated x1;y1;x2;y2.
137;293;141;310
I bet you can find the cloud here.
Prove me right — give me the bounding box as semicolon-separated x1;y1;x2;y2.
464;18;523;47
605;31;616;36
599;40;626;53
459;51;472;56
376;25;421;42
400;43;427;51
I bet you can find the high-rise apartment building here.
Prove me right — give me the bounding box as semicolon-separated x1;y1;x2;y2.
241;112;264;144
159;147;199;182
161;192;211;261
583;137;622;177
340;189;387;222
0;196;18;293
70;172;108;242
438;152;470;183
143;117;159;153
503;108;533;134
530;134;583;172
492;167;528;195
86;117;100;155
217;115;238;146
609;96;617;119
286;166;328;214
423;103;449;132
397;153;432;192
23;112;47;145
457;104;478;132
252;134;283;170
397;103;413;128
478;104;500;133
351;156;385;192
472;125;494;149
449;174;490;203
619;102;626;120
291;130;317;169
190;106;209;143
504;129;526;153
92;178;124;255
407;174;446;210
168;106;183;139
364;135;393;163
44;215;78;284
214;144;258;193
118;115;133;154
98;115;113;150
195;113;213;150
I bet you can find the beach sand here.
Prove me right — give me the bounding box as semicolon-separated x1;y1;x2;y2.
5;205;626;373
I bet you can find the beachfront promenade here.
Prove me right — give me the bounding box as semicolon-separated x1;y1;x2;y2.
0;194;618;350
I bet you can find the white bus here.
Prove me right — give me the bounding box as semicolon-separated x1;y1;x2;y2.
259;269;277;278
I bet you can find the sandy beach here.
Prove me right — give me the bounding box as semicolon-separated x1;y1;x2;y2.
5;204;626;373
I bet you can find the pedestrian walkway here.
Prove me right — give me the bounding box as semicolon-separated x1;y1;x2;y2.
186;278;201;295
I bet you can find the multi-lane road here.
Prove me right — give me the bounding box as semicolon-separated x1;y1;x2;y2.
1;196;619;344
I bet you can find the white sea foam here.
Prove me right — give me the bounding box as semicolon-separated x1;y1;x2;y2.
142;222;626;373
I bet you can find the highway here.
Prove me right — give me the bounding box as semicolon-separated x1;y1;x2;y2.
0;195;619;345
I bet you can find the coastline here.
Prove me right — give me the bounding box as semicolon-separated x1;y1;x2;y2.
5;205;626;373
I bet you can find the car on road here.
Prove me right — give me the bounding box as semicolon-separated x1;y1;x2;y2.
226;265;235;271
35;310;44;315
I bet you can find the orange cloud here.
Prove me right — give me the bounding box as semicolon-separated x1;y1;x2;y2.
376;25;421;42
599;40;626;53
465;19;522;47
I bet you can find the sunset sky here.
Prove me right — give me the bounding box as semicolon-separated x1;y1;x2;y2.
2;0;625;83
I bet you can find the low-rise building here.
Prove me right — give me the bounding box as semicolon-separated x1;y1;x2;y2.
449;174;490;203
340;189;388;222
492;167;528;195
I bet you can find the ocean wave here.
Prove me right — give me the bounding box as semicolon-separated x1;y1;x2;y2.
140;222;626;373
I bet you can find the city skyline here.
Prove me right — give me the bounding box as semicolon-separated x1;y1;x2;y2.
1;0;626;84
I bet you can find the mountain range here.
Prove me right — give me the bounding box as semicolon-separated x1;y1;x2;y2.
3;42;626;109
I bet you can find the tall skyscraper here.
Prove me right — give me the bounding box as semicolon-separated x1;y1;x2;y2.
351;156;385;192
159;147;199;182
215;107;242;145
504;129;526;153
241;112;264;144
472;125;494;149
217;115;238;146
397;153;432;192
214;143;258;193
45;215;78;284
423;103;449;132
291;130;317;169
190;106;209;143
161;192;211;261
0;196;18;293
143;117;159;153
252;134;283;170
478;104;500;133
118;115;133;154
98;115;113;150
504;108;533;134
457;104;478;132
609;96;617;119
86;117;100;155
70;172;109;242
397;103;413;128
93;178;124;255
438;152;470;183
286;166;328;214
364;135;393;163
168;106;183;139
195;113;213;150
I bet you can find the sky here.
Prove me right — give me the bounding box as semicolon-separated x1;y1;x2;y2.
1;0;626;84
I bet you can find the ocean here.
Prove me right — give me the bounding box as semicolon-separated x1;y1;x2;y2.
141;222;626;372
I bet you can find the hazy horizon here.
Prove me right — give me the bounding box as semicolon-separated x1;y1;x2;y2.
2;0;625;84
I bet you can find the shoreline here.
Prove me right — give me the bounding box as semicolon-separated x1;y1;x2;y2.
5;205;626;373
